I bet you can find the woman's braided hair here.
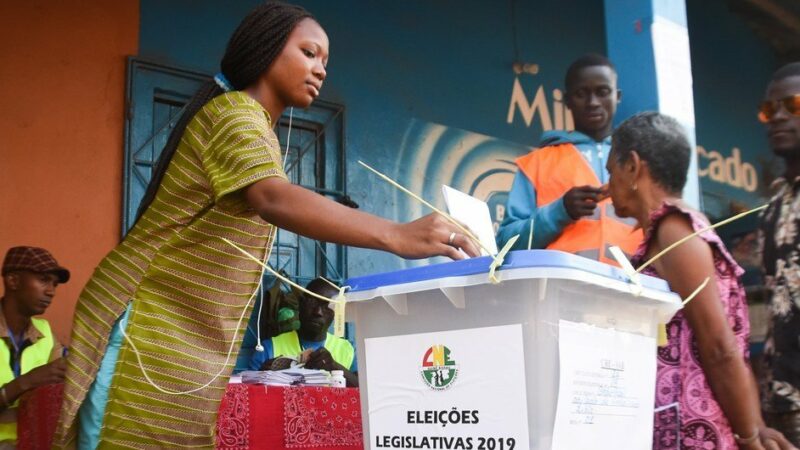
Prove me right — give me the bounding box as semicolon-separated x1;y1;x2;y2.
135;2;314;222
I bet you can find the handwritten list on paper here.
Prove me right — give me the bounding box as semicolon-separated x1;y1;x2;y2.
551;320;657;450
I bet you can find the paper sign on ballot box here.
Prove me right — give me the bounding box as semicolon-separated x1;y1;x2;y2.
551;320;657;450
365;324;530;450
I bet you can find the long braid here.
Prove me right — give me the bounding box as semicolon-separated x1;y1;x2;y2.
134;1;314;222
135;81;221;221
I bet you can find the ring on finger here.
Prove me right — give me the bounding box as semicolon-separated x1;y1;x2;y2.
448;232;457;245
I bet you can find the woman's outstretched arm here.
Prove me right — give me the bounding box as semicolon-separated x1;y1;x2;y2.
244;176;480;260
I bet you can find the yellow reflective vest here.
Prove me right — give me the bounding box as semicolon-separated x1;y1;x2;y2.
272;331;354;370
516;143;643;265
0;318;55;442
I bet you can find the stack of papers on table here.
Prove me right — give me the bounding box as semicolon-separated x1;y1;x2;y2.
239;369;331;386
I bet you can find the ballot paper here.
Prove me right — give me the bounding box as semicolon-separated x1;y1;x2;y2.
551;320;656;450
441;185;498;256
240;368;331;386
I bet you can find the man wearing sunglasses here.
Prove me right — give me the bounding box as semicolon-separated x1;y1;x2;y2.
758;62;800;447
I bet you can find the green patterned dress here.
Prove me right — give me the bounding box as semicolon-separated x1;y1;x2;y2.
55;91;286;448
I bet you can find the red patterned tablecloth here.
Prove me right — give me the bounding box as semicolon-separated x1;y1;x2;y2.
217;384;363;450
17;383;363;450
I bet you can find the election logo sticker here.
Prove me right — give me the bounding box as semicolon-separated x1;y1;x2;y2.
420;344;459;390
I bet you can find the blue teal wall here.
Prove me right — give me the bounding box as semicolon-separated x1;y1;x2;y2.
687;0;778;218
138;0;779;277
605;0;700;208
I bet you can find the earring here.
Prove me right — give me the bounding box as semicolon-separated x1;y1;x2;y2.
631;183;637;191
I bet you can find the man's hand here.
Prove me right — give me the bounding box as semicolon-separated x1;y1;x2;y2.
258;358;276;371
563;185;603;220
18;358;66;391
304;348;359;387
304;348;338;372
0;359;66;410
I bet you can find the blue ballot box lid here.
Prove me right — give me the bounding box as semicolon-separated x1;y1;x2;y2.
345;249;671;293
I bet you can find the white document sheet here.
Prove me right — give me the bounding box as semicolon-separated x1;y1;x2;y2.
442;185;498;256
551;320;657;450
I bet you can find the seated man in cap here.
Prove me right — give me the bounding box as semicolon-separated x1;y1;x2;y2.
249;278;358;387
0;246;68;446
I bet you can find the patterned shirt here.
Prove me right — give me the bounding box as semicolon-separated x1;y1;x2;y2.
760;176;800;413
55;91;286;448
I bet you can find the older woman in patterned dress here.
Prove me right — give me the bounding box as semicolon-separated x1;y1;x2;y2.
605;112;794;450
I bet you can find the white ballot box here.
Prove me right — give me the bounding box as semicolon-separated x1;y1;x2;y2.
345;250;682;450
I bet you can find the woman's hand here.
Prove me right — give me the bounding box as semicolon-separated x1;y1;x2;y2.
388;214;481;260
758;426;798;450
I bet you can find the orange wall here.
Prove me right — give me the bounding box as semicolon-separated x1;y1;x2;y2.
0;1;139;343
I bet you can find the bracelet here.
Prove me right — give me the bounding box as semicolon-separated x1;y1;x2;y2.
0;386;8;407
733;427;760;445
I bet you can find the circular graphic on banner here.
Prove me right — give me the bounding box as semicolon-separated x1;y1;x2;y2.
420;344;459;390
395;120;529;235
